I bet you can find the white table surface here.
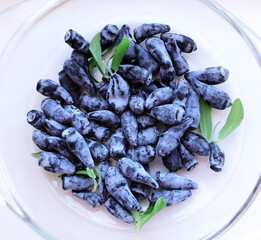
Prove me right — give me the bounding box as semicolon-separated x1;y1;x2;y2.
0;0;260;239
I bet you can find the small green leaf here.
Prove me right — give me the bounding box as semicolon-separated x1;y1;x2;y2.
217;98;244;142
75;170;88;175
131;197;167;231
111;36;130;72
31;152;42;158
89;32;105;77
199;98;212;142
211;121;221;142
88;58;101;83
75;168;98;192
94;166;101;185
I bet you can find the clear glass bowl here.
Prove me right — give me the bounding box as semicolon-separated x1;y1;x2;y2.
0;0;261;239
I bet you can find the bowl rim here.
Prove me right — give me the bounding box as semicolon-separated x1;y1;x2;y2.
0;0;261;239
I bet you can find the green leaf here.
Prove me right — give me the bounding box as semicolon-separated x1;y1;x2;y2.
217;98;244;142
31;152;42;158
94;166;101;185
211;121;221;142
88;58;101;83
131;197;167;231
89;32;105;77
111;36;130;72
86;167;97;192
75;170;88;175
199;98;212;142
75;168;98;192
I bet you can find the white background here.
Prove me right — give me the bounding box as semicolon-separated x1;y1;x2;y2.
0;0;260;239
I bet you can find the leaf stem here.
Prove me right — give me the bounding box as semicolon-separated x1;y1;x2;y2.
102;60;112;76
211;121;221;142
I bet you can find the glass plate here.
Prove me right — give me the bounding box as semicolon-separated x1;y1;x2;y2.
0;0;261;239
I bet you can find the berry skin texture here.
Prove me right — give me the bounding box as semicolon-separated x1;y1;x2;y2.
117;64;152;86
149;104;185;125
129;95;145;115
105;196;134;224
108;128;127;160
106;73;130;114
59;70;82;106
84;137;110;162
79;94;111;112
131;164;151;200
156;118;193;157
117;157;159;189
185;66;229;85
64;29;91;56
105;167;141;211
155;171;198;190
117;25;136;63
181;132;210;156
32;130;53;151
98;160;111;203
44;119;68;137
149;190;192;207
41;98;71;124
178;143;198;171
89;120;112;142
186;76;232;110
145;37;173;68
135;43;159;74
166;37;190;76
162;149;183;172
63;58;97;96
100;24;119;50
127;145;155;164
209;142;225;172
145;87;174;110
121;111;138;147
46;136;75;160
27;110;46;131
72;191;102;208
136;114;156;129
37;79;73;104
62;127;94;168
161;32;197;53
137;126;161;146
38;152;76;174
172;79;190;108
62;175;94;191
185;88;200;130
88;110;120;129
134;23;170;43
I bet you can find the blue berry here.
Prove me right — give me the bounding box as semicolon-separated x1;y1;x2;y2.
117;157;158;189
72;191;102;208
161;32;197;53
64;29;91;56
27;110;46;131
105;196;134;224
62;127;94;168
156;118;193;157
41;98;71;124
62;175;94;190
181;132;210;156
155;171;198;190
134;23;170;43
149;189;192;207
39;152;75;174
105;167;141;211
